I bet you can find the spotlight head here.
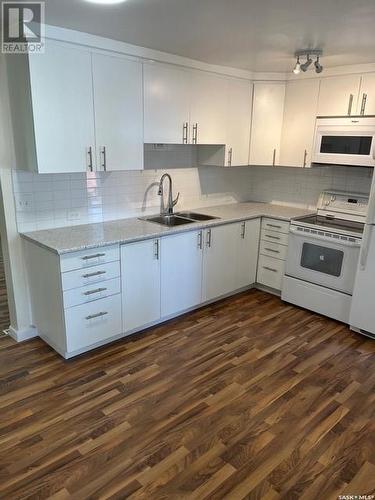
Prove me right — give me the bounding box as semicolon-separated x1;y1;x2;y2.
293;56;301;74
300;56;313;72
314;56;323;73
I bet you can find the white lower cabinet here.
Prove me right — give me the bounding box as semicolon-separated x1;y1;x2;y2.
121;239;161;333
160;231;203;317
236;219;261;289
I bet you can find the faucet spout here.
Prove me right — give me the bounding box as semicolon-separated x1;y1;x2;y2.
158;173;179;215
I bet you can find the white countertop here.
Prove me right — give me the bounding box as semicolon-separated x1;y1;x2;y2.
21;202;314;255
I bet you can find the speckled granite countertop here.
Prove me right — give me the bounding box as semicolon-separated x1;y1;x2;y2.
21;202;314;255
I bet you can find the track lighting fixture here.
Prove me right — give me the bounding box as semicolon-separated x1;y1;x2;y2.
293;49;323;74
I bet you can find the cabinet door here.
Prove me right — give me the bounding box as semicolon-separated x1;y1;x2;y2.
143;63;191;144
249;82;286;166
280;79;320;168
225;79;252;166
236;219;260;289
317;75;361;117
203;223;238;302
160;231;203;317
28;42;95;173
93;53;143;171
121;239;160;332
358;73;375;115
190;72;228;145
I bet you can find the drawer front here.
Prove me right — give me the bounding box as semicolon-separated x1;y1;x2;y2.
63;278;121;309
259;240;288;261
257;254;285;291
65;294;122;352
261;228;289;246
62;261;120;291
60;244;120;273
262;218;290;234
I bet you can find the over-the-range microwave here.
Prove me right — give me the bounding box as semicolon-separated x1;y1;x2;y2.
313;117;375;167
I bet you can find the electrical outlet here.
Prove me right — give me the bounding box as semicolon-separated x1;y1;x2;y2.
68;211;80;220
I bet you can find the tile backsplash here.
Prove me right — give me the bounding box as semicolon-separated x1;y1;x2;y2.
13;162;373;232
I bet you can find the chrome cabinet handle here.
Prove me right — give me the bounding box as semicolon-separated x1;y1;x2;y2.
85;311;108;320
265;223;282;229
228;147;233;167
183;122;188;144
154;240;159;260
240;222;246;239
272;149;276;166
263;266;278;273
82;270;106;278
303;149;308;168
100;146;107;171
348;94;354;115
264;247;280;254
87;146;93;172
192;123;198;144
198;231;203;250
83;287;107;296
81;253;106;261
265;234;280;240
206;229;212;248
360;93;368;115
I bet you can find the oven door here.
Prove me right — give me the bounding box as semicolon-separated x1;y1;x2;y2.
285;227;361;294
313;118;375;167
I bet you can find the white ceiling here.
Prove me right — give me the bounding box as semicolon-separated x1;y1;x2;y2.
44;0;375;72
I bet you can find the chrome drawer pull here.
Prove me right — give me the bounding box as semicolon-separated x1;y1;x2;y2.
265;234;280;240
82;270;106;278
83;287;107;296
266;223;282;229
263;266;278;273
81;253;106;260
85;311;108;320
264;248;280;254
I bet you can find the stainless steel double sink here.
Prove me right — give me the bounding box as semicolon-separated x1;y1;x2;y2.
142;211;219;227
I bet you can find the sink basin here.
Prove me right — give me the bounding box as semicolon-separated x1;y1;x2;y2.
175;212;219;221
143;215;195;227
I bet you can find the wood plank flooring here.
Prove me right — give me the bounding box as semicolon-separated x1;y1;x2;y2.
0;289;374;499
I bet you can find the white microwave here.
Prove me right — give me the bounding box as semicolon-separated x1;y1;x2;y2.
313;117;375;167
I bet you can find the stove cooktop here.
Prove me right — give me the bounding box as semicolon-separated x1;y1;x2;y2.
293;215;364;235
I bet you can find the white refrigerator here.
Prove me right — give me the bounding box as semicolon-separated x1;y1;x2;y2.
350;170;375;338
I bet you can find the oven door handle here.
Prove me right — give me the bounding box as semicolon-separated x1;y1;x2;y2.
289;226;361;248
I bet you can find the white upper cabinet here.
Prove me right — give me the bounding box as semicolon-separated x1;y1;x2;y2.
225;79;252;166
190;71;228;145
280;79;320;168
28;42;96;173
92;53;143;171
317;75;361;116
143;63;191;144
249;82;286;166
358;73;375;116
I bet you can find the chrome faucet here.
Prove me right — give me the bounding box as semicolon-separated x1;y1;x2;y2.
158;173;180;215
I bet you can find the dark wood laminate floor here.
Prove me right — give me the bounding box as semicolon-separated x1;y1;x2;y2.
0;290;374;499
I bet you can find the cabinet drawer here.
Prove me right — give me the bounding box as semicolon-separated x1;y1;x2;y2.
259;240;288;261
262;218;290;234
62;261;120;291
63;278;121;309
257;254;285;291
261;228;289;246
60;244;119;273
65;294;122;352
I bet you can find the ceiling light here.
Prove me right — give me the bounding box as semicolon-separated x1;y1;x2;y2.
293;56;301;75
84;0;127;4
293;49;323;75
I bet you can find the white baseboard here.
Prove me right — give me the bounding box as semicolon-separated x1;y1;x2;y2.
8;326;39;342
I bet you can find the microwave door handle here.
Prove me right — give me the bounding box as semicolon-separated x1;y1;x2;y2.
360;225;372;270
